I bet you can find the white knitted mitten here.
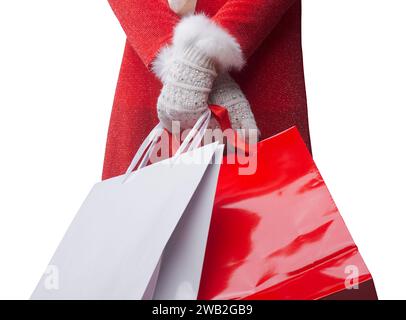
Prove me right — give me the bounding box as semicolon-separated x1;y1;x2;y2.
157;46;217;130
209;72;260;141
153;14;245;131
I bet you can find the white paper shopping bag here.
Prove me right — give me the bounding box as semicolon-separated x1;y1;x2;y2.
31;110;222;300
152;141;223;300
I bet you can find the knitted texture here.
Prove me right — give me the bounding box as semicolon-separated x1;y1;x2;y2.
154;14;256;134
209;72;259;138
157;46;217;130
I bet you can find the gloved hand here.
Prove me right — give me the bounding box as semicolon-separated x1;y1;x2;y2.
209;72;260;142
157;46;217;131
153;14;245;132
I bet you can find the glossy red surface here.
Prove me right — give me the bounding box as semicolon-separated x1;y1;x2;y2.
198;126;374;300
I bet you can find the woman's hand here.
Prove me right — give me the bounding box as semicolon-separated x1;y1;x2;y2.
209;73;260;142
153;14;259;140
157;46;217;131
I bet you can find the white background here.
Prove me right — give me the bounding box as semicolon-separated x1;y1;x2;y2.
0;0;405;299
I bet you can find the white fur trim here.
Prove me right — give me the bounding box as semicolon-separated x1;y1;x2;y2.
151;45;175;82
173;14;245;71
152;14;244;80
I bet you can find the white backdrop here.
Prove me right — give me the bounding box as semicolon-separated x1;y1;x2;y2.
0;1;405;299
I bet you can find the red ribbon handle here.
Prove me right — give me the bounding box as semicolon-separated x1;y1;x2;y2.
209;104;252;153
209;104;233;131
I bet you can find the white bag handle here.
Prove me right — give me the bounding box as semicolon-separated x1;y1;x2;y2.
123;110;211;182
123;123;164;178
172;110;211;158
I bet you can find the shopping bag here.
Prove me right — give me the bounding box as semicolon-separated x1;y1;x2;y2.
31;111;223;300
152;142;223;299
152;113;224;300
197;106;378;300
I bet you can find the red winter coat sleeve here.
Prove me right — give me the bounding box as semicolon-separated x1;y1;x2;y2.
212;0;297;59
108;0;296;68
107;0;180;67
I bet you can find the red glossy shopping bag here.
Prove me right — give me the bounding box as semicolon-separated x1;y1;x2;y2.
197;106;377;300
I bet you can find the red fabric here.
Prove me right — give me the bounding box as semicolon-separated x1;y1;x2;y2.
108;0;179;66
212;0;297;59
103;0;310;180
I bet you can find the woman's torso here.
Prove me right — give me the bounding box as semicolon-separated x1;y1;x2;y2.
102;0;309;179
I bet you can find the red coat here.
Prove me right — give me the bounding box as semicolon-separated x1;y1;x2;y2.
103;0;310;180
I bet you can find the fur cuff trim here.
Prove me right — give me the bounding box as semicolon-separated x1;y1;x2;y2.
152;45;175;82
152;14;244;81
